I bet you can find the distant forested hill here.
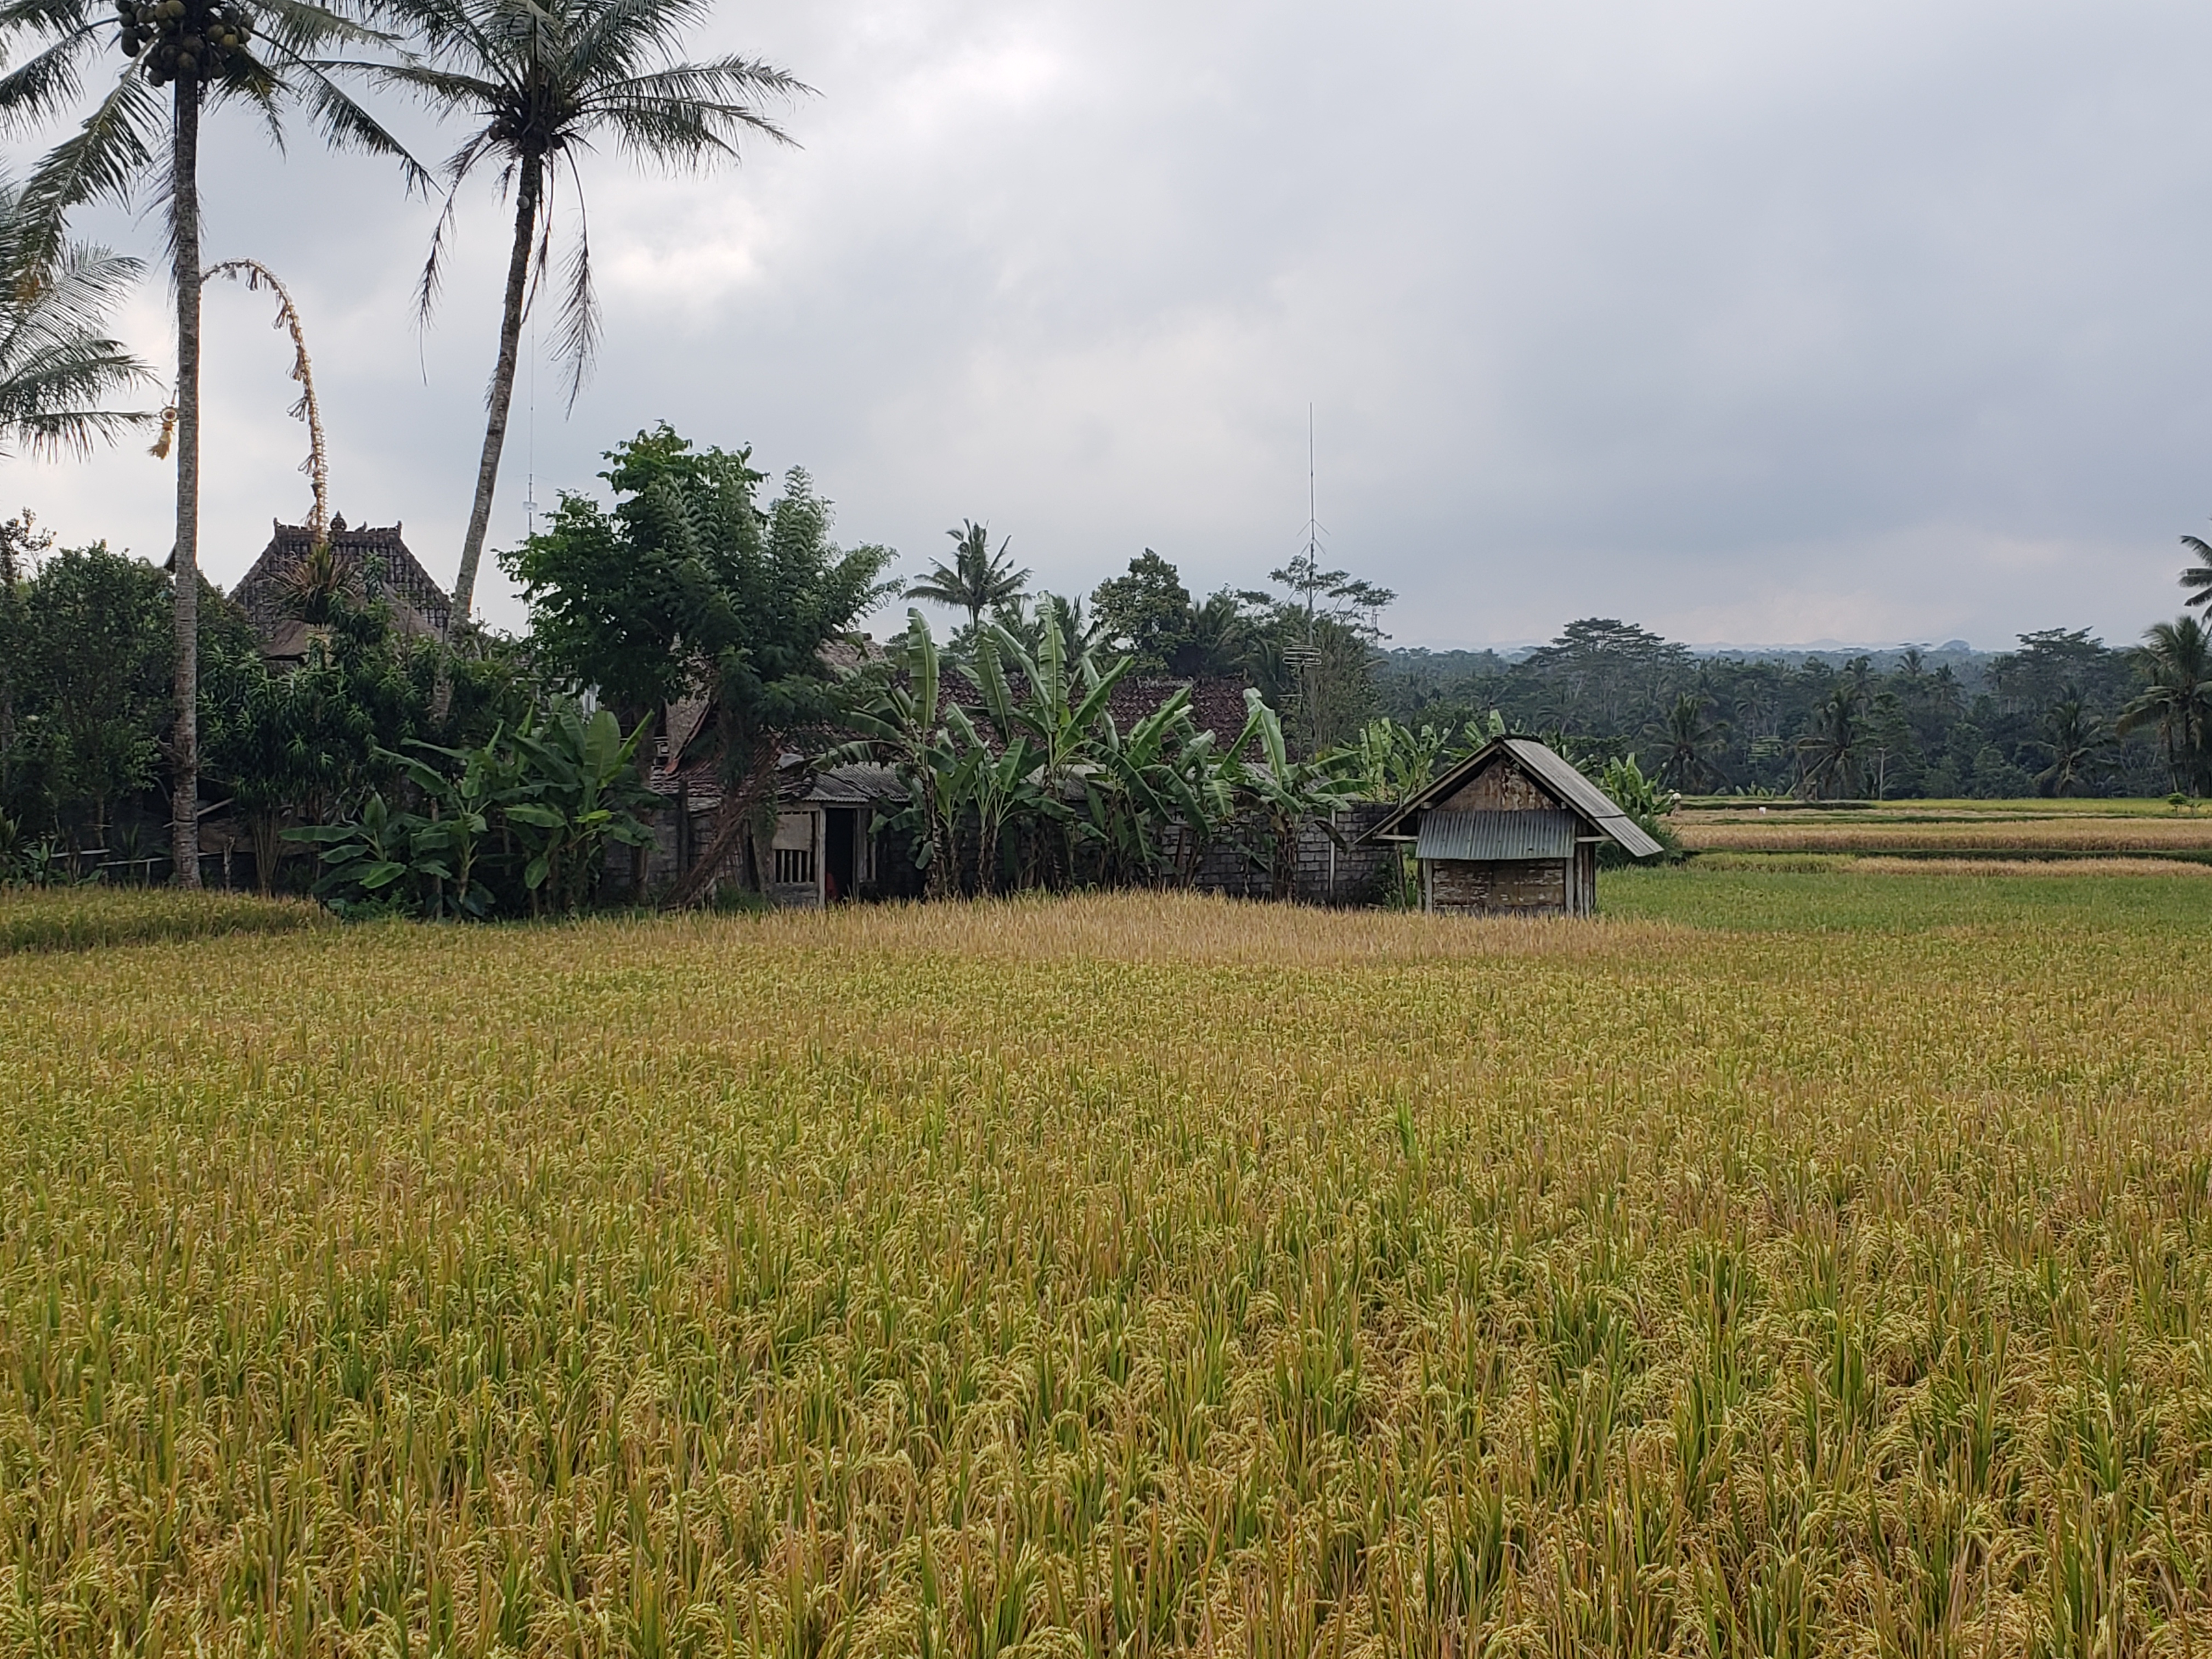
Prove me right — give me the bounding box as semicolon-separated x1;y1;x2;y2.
1373;624;2172;798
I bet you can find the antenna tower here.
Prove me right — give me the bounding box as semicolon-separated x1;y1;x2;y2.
1280;403;1324;743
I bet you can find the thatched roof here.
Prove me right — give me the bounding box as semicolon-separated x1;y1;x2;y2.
230;516;452;658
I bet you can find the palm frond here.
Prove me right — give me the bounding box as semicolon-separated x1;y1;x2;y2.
0;22;102;132
15;64;157;230
250;0;394;56
564;0;710;84
277;56;433;191
550;148;595;406
2182;533;2212;607
0;0;96;39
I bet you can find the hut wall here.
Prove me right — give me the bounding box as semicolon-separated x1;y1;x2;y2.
769;809;823;907
1425;856;1570;916
1437;758;1555;815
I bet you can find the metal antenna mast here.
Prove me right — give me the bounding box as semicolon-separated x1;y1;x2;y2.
1283;402;1324;743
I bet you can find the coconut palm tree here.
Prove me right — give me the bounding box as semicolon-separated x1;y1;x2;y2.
354;0;804;628
1796;685;1866;800
906;518;1030;630
2118;617;2212;795
2180;530;2212;613
1173;589;1250;679
2032;690;2110;798
0;178;150;457
1651;691;1726;793
0;0;423;886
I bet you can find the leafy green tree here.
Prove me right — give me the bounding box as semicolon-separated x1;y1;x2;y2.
1;0;422;887
359;0;803;625
504;425;894;902
0;178;150;457
1091;549;1192;675
0;511;50;812
1864;690;1922;799
906;518;1030;631
4;543;168;847
1517;619;1692;737
1175;590;1252;679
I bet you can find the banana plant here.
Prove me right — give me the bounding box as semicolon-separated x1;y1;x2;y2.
833;610;970;895
981;600;1133;791
288;791;439;911
387;732;515;918
1084;685;1220;885
503;705;658;916
1226;690;1358;899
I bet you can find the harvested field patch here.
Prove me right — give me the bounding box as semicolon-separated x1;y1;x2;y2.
1677;809;2212;855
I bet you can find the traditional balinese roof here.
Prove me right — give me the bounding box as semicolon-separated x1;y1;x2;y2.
1369;736;1666;859
231;515;452;657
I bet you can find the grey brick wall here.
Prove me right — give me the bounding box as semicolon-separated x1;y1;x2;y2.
1164;804;1398;905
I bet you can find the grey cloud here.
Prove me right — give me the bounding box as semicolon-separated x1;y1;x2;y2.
12;0;2212;652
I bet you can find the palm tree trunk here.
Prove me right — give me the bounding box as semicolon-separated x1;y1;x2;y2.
450;152;543;628
170;80;202;890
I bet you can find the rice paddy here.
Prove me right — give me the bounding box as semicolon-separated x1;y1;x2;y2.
4;867;2211;1655
1676;801;2212;857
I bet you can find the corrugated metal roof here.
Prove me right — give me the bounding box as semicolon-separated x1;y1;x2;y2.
1415;809;1575;862
1498;738;1666;859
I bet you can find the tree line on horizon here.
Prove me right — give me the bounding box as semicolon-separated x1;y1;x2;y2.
5;457;2212;899
1373;603;2212;801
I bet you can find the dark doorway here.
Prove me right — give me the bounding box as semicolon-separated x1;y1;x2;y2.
825;809;857;902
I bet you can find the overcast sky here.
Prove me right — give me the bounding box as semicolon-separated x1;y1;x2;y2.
12;0;2212;650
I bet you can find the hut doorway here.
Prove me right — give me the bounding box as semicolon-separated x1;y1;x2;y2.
825;808;859;902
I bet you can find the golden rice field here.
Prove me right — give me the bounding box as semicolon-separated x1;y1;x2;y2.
1676;800;2212;857
4;869;2212;1657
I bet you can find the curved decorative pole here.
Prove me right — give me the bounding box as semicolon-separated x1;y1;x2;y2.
205;258;328;541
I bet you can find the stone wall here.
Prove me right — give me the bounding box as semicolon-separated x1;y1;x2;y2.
621;798;1402;907
1166;804;1398;905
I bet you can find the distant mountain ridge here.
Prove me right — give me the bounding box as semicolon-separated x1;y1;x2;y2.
1384;640;1996;669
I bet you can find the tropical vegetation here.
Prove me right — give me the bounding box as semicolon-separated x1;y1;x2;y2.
0;0;425;887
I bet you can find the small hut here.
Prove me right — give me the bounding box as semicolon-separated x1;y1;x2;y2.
1367;736;1663;916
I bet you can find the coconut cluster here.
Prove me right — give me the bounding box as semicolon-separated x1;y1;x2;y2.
114;0;252;85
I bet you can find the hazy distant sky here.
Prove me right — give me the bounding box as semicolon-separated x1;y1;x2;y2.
13;0;2212;649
